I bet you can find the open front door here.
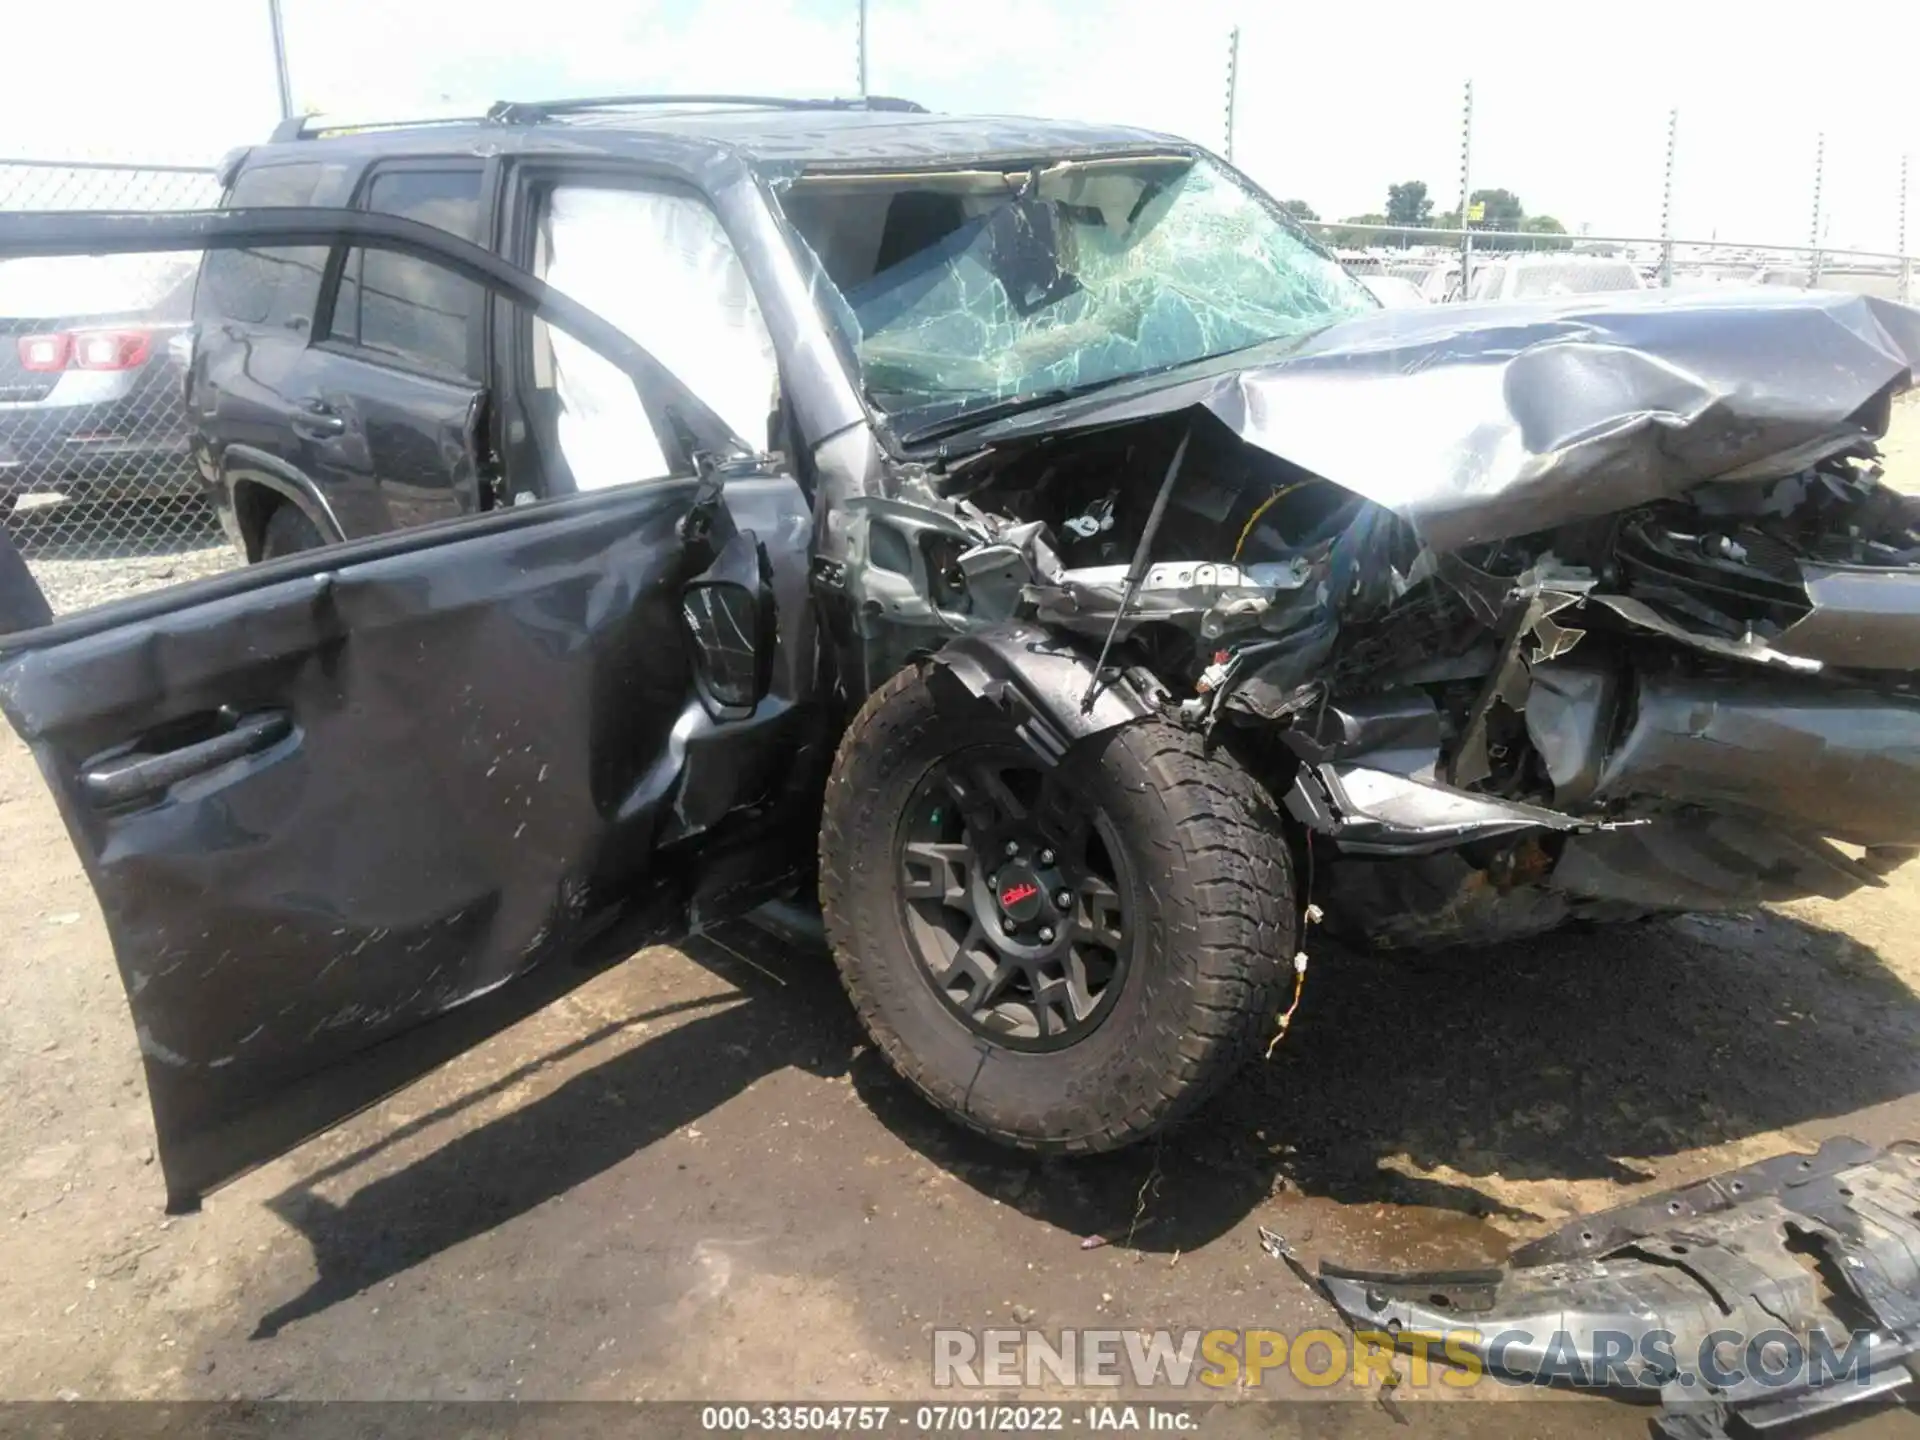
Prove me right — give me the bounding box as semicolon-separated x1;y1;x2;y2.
0;210;823;1210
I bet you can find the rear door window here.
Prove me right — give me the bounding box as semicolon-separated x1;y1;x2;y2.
328;169;484;377
194;163;334;329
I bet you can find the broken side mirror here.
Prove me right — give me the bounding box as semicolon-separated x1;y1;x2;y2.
681;528;773;719
0;528;52;636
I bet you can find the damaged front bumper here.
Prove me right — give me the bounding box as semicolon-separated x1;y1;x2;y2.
1298;1138;1920;1435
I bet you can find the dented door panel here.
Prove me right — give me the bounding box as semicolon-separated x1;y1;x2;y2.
0;470;817;1205
0;467;817;1212
0;205;825;1207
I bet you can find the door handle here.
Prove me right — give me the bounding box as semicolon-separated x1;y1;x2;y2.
82;710;292;808
289;399;346;439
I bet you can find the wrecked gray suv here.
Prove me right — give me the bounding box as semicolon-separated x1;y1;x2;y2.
1;98;1918;1215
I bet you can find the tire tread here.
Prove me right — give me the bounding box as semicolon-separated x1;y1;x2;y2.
819;663;1296;1154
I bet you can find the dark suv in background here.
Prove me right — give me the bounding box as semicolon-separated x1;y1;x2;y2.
186;153;494;558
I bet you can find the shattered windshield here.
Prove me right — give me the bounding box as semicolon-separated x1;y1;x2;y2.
779;155;1376;433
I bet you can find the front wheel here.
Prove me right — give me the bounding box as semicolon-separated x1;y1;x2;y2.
259;503;326;561
820;662;1297;1154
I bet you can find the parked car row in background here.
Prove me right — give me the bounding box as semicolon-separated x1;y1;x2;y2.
1341;249;1647;305
0;251;201;522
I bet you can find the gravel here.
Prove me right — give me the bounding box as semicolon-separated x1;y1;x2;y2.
28;544;240;617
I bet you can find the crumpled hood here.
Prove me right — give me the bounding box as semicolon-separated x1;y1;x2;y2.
953;288;1920;551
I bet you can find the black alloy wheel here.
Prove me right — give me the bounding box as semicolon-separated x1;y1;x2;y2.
897;750;1133;1050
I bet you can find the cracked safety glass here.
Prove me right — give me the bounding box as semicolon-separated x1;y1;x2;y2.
787;155;1376;430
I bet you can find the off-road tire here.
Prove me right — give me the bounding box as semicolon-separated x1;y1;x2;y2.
820;661;1296;1153
260;504;325;561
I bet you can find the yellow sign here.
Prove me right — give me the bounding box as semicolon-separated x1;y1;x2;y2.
1467;201;1486;223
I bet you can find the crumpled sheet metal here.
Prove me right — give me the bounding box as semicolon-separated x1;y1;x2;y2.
960;288;1920;551
1307;1139;1920;1436
934;623;1166;765
1593;674;1920;848
1284;762;1587;858
1522;662;1619;808
1780;561;1920;671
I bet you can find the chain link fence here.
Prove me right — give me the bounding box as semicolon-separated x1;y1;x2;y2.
0;160;241;615
1303;220;1915;305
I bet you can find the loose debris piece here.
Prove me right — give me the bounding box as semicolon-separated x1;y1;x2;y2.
1123;1138;1166;1248
1256;1225;1320;1293
1290;1138;1920;1438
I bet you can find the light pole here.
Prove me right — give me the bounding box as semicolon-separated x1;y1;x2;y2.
267;0;293;122
1660;108;1677;288
1223;27;1240;163
1808;132;1825;287
1458;80;1474;296
856;0;869;98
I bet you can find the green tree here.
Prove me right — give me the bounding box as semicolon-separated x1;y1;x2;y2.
1468;188;1526;248
1522;214;1573;252
1278;198;1319;222
1385;181;1433;230
1327;212;1387;248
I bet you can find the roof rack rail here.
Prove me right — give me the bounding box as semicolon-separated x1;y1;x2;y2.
269;106;493;143
268;94;929;144
485;93;927;124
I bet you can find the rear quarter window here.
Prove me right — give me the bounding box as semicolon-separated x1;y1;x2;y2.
327;168;484;378
194;162;339;329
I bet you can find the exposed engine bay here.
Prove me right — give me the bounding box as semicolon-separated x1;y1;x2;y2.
779;154;1920;951
822;390;1920;950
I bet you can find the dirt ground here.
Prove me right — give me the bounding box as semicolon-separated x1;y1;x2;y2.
2;395;1920;1436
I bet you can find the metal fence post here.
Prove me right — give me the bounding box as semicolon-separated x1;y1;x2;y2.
1660;108;1677;288
267;0;293;121
1222;27;1240;164
1458;80;1473;297
1809;132;1825;288
856;0;871;97
1901;153;1911;305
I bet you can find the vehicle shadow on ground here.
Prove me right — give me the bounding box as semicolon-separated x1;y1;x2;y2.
246;925;862;1340
242;903;1920;1337
852;905;1920;1257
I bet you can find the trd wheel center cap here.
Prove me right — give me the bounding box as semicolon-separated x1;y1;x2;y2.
995;866;1045;924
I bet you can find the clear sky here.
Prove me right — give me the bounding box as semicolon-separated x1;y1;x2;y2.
4;0;1915;252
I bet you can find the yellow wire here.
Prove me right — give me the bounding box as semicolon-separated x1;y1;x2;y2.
1265;957;1308;1059
1233;483;1303;562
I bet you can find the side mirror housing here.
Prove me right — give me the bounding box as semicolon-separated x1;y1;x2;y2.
680;528;772;718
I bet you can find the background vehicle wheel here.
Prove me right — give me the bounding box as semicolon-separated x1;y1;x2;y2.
820;661;1296;1154
259;504;325;560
